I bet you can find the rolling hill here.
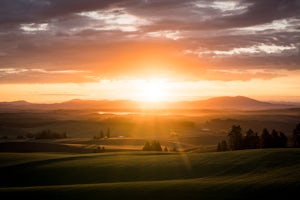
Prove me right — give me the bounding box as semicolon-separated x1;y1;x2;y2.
0;149;300;199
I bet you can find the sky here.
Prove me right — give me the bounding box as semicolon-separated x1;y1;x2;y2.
0;0;300;103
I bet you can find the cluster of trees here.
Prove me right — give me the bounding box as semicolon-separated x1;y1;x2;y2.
0;136;8;140
33;129;67;139
13;130;67;140
93;146;105;153
142;140;163;151
142;140;177;152
93;128;111;139
218;125;288;151
293;123;300;147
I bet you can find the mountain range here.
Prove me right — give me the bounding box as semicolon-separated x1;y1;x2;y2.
0;96;298;111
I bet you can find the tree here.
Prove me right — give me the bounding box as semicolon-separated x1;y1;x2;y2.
142;140;162;151
94;146;105;153
261;128;272;148
243;129;260;149
293;123;300;147
279;132;287;148
142;141;151;151
35;129;66;139
164;146;168;152
94;146;101;153
172;146;178;152
270;129;280;148
228;125;243;150
152;140;162;151
1;136;8;140
217;140;228;151
106;128;110;138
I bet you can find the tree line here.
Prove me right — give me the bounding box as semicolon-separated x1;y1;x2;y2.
10;129;67;140
93;128;110;139
30;129;67;139
218;122;300;151
142;140;176;152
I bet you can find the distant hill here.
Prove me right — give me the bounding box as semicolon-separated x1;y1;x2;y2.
175;96;292;110
0;96;297;111
0;99;139;111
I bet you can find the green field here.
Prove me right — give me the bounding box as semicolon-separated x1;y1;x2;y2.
1;149;300;199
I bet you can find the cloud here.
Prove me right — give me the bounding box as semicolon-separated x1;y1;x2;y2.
0;68;93;83
0;0;299;83
0;0;123;25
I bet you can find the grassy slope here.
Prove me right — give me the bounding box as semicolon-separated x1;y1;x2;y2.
1;149;300;199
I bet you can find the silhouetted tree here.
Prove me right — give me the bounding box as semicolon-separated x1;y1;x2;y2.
261;128;272;148
243;129;260;149
35;129;67;139
228;125;243;150
279;132;288;148
142;140;162;151
94;146;106;153
172;146;178;152
164;146;168;152
1;136;8;139
270;129;281;148
218;140;228;151
293;123;300;147
142;141;151;151
94;146;101;153
152;140;162;151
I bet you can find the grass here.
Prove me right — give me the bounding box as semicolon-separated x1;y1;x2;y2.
1;149;300;199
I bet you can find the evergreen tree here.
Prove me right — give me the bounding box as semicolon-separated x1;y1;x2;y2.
164;146;168;152
244;129;260;149
152;140;162;151
217;140;228;151
261;128;272;148
221;140;228;151
293;123;300;147
228;125;243;150
142;141;151;151
279;132;287;148
172;146;178;152
271;129;280;148
142;140;162;151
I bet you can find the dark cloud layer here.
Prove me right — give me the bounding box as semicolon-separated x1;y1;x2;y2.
0;0;299;83
0;0;122;25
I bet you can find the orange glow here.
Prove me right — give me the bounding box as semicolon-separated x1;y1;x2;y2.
1;71;300;104
0;1;299;104
136;79;169;102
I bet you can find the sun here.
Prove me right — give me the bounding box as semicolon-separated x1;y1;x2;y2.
138;79;168;102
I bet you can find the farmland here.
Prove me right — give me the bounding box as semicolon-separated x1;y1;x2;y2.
1;149;300;199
